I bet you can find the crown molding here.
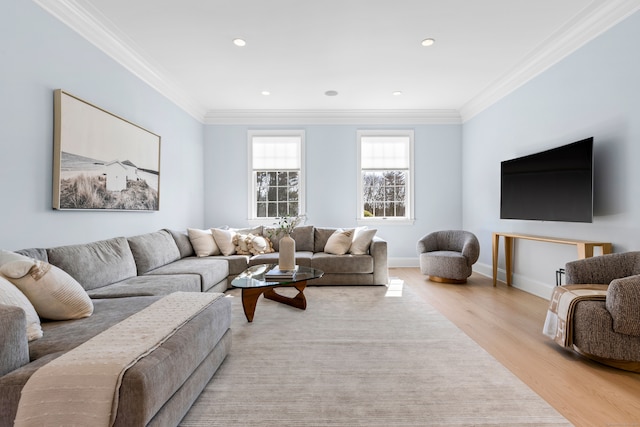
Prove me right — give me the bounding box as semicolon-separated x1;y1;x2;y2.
459;0;640;123
35;0;640;125
34;0;208;122
203;109;462;125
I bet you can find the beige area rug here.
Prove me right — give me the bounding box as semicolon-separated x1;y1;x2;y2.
181;283;572;426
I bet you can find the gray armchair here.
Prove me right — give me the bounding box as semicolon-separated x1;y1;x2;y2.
563;252;640;372
416;230;480;283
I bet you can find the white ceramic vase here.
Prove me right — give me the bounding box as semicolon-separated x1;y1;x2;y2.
278;234;296;271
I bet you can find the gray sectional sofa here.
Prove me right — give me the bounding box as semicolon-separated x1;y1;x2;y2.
0;225;388;426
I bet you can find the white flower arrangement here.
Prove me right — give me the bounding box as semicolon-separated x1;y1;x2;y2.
274;214;306;236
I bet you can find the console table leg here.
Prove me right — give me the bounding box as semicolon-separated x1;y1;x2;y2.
505;236;513;286
492;233;499;287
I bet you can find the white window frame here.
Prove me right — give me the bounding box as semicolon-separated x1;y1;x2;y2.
247;130;305;225
357;130;415;225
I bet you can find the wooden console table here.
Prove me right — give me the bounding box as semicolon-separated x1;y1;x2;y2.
492;232;612;286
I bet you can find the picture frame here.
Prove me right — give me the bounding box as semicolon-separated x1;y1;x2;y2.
53;89;161;211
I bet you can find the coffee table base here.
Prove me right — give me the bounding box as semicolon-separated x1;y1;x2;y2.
241;281;307;322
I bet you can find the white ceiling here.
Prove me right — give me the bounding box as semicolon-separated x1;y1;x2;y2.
35;0;640;123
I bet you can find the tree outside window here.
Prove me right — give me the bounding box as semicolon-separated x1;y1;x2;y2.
249;131;304;220
358;131;413;222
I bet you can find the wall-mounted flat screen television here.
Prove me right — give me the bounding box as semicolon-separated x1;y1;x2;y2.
500;137;593;223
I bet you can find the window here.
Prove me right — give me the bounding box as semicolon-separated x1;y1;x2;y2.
357;130;414;222
249;131;304;220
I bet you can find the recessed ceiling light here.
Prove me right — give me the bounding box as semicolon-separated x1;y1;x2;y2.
421;38;435;47
325;90;339;97
233;38;246;47
393;91;403;96
261;91;270;96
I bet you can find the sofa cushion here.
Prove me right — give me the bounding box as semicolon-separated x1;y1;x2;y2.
314;227;338;253
14;248;48;263
128;230;182;275
0;277;42;341
324;229;354;255
46;237;137;291
264;225;314;252
86;275;201;298
249;252;313;268
165;229;195;258
144;257;229;292
311;253;373;274
217;255;250;276
4;261;93;321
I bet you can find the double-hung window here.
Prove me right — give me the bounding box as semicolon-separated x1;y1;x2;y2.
248;130;305;221
357;130;414;223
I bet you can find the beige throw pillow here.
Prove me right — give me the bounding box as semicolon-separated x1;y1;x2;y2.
0;275;43;341
187;228;221;257
211;228;237;256
2;261;93;320
349;227;377;255
324;229;355;255
0;250;37;278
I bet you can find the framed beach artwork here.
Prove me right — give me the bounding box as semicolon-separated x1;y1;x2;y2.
52;89;161;211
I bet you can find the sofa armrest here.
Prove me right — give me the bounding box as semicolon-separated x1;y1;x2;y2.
565;251;640;285
607;274;640;337
0;304;30;377
370;236;388;285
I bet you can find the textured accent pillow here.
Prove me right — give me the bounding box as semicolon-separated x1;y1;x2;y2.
248;234;274;255
0;275;42;341
349;227;377;255
187;228;220;257
211;228;237;256
233;233;252;255
0;250;37;278
2;261;93;320
324;229;355;255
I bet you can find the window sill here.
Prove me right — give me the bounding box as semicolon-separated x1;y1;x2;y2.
357;218;415;226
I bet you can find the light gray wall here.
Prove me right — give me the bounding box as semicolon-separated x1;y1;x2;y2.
462;10;640;298
204;124;463;262
0;0;205;250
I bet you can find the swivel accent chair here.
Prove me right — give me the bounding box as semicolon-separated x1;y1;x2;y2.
416;230;480;283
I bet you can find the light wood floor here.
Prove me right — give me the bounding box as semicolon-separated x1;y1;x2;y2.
394;267;640;427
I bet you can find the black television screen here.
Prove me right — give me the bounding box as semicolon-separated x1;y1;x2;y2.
500;137;593;223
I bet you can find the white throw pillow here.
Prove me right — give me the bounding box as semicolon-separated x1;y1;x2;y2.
324;229;355;255
349;227;377;255
211;228;237;256
0;250;37;278
2;261;93;320
0;275;42;341
187;228;221;257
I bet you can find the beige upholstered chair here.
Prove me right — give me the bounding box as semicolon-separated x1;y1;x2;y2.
416;230;480;283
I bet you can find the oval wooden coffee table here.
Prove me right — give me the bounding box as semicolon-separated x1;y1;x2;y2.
231;264;324;322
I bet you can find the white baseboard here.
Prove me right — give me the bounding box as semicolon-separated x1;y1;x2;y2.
473;262;555;300
389;259;555;300
389;257;420;268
